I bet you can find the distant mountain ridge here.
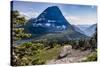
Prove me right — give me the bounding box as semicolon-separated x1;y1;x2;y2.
73;24;97;37
84;24;97;36
72;25;85;35
75;25;91;31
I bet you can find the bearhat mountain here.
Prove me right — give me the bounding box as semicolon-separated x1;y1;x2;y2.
24;6;87;40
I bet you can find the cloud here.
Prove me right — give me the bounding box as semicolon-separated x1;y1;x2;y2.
65;15;97;25
20;11;39;20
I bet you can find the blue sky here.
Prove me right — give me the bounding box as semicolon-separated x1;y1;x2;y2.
12;1;97;25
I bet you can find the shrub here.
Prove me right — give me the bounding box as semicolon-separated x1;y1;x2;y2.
83;52;97;62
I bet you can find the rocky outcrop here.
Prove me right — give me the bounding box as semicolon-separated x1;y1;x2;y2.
46;49;91;64
58;45;72;59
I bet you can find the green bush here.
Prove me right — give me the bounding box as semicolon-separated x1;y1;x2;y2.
12;42;46;66
83;52;97;62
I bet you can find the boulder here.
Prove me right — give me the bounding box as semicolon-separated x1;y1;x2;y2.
58;45;72;59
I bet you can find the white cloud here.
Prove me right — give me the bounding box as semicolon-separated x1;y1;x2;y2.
65;15;97;25
20;11;39;20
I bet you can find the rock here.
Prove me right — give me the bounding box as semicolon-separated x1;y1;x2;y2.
58;45;72;59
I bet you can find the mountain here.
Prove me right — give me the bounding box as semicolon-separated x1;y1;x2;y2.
72;25;85;35
25;6;71;34
76;25;91;31
24;6;87;40
84;24;97;37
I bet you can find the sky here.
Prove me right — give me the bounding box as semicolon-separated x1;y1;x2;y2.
11;1;97;25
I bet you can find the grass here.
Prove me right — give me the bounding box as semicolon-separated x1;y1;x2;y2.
13;42;63;65
35;45;62;63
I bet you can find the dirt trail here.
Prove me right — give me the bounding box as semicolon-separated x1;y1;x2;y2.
46;49;91;64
